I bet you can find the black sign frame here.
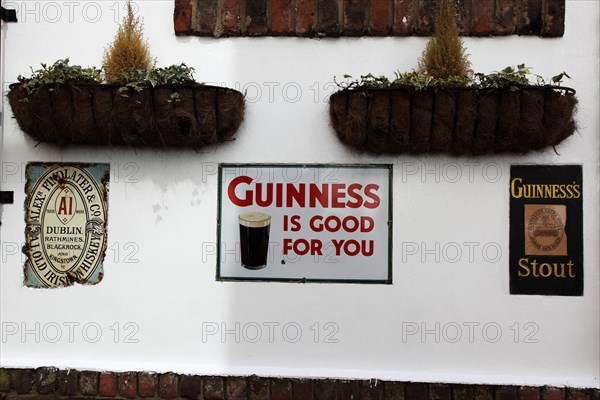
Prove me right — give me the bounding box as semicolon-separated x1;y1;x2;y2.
509;165;583;296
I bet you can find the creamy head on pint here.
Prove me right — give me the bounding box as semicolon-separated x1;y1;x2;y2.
239;212;271;228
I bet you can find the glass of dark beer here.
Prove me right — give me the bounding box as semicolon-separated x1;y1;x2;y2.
239;212;271;269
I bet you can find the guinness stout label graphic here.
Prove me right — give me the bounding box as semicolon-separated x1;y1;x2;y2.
525;204;567;256
24;163;110;288
509;165;583;296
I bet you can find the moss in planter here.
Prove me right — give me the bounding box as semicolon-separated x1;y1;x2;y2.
329;85;577;155
388;91;411;153
331;64;577;155
8;83;245;149
8;60;245;148
431;90;456;153
515;89;545;152
545;88;578;146
367;91;390;153
71;85;97;143
495;90;520;152
473;91;499;154
452;90;477;154
411;90;434;153
194;88;218;144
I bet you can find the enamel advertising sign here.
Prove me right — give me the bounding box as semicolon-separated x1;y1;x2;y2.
509;165;583;296
217;164;392;283
24;163;110;288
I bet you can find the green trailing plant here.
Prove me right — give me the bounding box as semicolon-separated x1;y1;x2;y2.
14;60;204;104
474;64;532;89
336;71;468;90
336;65;571;91
118;63;197;92
475;64;571;90
16;59;101;96
14;60;199;90
117;63;198;102
419;0;471;80
103;0;154;83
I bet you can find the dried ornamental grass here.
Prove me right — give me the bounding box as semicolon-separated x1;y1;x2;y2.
419;0;471;80
103;1;154;83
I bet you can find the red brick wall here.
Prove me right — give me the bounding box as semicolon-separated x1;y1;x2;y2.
173;0;565;37
1;368;598;400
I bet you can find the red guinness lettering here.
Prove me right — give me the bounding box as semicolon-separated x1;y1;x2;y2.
227;175;380;209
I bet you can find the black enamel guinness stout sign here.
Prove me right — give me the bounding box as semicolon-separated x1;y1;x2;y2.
510;165;583;296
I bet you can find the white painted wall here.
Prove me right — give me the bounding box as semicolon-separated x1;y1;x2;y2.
1;0;598;389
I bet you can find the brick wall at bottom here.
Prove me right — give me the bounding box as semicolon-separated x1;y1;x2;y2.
0;368;598;400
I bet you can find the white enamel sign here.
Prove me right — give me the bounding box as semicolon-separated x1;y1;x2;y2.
217;164;392;283
24;163;109;288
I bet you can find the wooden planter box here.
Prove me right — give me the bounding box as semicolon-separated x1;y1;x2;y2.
329;86;577;155
7;83;245;149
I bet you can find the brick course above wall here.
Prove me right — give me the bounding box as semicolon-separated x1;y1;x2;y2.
1;368;599;400
173;0;566;38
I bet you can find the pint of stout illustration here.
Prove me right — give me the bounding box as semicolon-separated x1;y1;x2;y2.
239;212;271;269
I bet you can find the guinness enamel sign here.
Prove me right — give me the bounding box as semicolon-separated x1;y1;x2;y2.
217;164;392;283
24;163;110;288
509;165;583;296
